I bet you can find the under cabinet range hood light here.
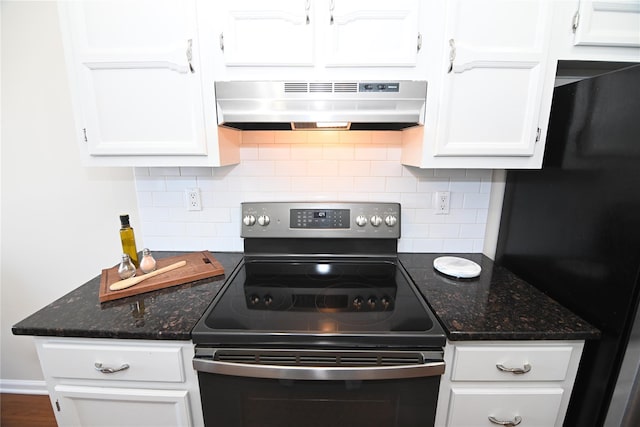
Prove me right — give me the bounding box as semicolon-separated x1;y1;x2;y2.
214;81;427;131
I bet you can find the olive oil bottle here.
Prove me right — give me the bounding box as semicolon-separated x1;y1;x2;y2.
119;214;139;267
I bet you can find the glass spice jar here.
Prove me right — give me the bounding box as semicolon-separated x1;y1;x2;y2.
140;248;157;274
117;254;136;279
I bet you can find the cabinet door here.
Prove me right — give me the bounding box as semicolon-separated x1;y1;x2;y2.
573;0;640;47
433;0;552;157
325;0;421;67
58;0;208;157
53;385;191;427
218;0;315;66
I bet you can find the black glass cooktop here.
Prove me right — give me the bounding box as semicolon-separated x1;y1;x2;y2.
192;258;446;348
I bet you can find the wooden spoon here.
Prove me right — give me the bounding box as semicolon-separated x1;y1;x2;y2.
109;260;187;291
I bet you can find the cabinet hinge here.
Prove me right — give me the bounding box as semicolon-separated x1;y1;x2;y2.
219;33;224;52
417;33;422;52
82;128;88;142
55;399;61;412
535;127;541;143
572;10;580;33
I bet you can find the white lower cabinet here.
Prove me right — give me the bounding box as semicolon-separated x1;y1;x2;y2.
35;337;204;427
448;387;563;427
435;340;584;427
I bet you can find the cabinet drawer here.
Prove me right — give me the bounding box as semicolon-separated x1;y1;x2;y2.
447;386;563;427
39;340;185;383
451;344;574;381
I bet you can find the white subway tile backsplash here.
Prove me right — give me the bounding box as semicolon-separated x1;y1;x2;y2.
387;145;402;161
370;161;403;177
463;193;491;209
429;223;461;239
353;177;386;192
275;161;309;177
354;145;388;161
152;191;183;207
165;176;197;191
323;144;355;160
385;177;417;193
338;161;370;176
443;239;475;253
259;144;290;160
135;132;492;253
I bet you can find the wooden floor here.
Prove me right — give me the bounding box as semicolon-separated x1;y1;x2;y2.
1;393;57;427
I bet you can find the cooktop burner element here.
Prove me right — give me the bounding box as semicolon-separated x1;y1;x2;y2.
242;260;396;313
191;202;445;349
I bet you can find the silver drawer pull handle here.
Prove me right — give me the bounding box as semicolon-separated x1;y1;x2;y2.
489;415;522;426
496;363;531;374
94;362;130;374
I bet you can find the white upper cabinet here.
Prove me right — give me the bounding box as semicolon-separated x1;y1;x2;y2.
550;0;640;61
215;0;316;67
573;0;640;47
202;0;427;80
402;0;555;169
324;0;421;67
58;0;240;167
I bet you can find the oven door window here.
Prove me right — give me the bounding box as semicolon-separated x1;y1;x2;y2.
198;373;440;427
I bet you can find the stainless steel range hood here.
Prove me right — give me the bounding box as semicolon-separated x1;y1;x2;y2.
215;81;427;131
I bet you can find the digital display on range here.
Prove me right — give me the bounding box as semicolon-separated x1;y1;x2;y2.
290;209;350;229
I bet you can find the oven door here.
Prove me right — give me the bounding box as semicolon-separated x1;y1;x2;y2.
194;348;444;427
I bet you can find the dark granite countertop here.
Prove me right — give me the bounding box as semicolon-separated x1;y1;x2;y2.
399;253;600;341
13;251;600;343
12;252;243;341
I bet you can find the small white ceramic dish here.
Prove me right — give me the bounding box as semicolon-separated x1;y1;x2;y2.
433;256;481;279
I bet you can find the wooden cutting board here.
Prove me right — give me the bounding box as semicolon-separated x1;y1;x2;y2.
99;251;224;303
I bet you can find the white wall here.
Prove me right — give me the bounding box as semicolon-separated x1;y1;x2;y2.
0;2;139;389
135;131;494;254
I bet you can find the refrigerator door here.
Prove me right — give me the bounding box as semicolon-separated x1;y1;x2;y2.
497;62;640;427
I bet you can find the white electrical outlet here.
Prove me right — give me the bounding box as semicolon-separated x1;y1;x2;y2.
186;188;202;211
435;191;450;214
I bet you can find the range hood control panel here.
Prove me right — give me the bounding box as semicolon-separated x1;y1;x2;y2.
359;82;399;92
241;202;400;239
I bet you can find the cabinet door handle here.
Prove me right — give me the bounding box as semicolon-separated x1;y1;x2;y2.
219;33;224;52
186;39;194;73
496;363;531;374
305;0;310;24
489;415;522;426
448;38;456;73
329;0;335;24
94;362;130;374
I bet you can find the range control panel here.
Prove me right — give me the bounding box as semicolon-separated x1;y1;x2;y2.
241;202;400;239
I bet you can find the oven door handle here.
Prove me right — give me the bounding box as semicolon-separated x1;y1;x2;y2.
193;358;445;381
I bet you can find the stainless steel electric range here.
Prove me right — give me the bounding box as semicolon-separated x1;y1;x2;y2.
192;202;446;427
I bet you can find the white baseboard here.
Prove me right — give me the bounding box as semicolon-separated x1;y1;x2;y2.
0;379;48;395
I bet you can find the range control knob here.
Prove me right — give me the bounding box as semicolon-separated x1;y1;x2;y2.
243;215;256;226
249;295;260;305
355;215;368;227
353;296;364;310
381;296;391;309
257;215;270;226
264;295;273;307
370;215;383;227
367;296;377;310
384;215;398;227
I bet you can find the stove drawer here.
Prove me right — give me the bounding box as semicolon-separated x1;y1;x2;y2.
450;344;575;382
37;339;186;383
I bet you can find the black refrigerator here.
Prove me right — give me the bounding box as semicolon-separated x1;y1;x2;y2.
496;62;640;427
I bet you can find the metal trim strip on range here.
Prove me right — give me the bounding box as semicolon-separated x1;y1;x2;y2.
193;356;445;381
